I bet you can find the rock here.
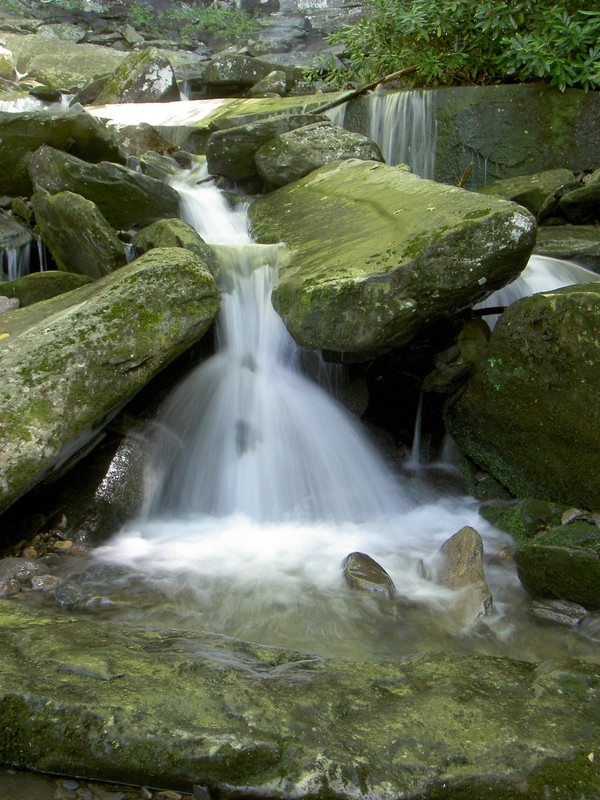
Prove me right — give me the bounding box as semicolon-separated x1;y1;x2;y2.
477;169;576;218
93;48;180;105
0;247;219;514
32;189;127;279
245;69;287;97
0;108;124;197
527;599;588;627
0;270;93;307
433;526;492;621
514;521;600;610
206;112;331;181
249;159;536;356
255;121;383;188
0;296;19;314
445;283;600;510
114;124;179;160
132;218;219;276
29;144;180;230
534;225;600;272
557;183;600;225
0;45;18;82
0;32;126;91
342;552;395;599
0;557;42;583
137;150;184;182
199;54;301;97
1;601;600;798
479;498;565;544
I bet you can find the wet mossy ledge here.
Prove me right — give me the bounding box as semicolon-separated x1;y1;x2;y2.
0;247;219;515
0;600;599;799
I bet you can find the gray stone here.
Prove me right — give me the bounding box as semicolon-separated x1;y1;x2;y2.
534;225;600;271
477;169;576;217
0;296;19;314
249;159;536;356
0;247;219;513
32;189;127;279
557;183;600;225
246;69;288;97
200;54;301;95
93;48;180;106
255;120;383;187
29;144;180;230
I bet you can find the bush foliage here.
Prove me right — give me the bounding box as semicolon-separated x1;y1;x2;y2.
316;0;600;91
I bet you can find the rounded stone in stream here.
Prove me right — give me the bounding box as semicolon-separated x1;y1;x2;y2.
342;551;395;599
0;557;42;583
527;598;588;627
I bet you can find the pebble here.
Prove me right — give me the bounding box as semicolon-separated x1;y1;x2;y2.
53;540;74;553
30;574;59;592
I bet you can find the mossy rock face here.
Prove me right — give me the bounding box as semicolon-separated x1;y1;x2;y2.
93;47;180;106
0;109;124;197
0;247;219;514
0;601;599;798
206;112;331;181
514;522;600;609
477;169;576;217
479;499;566;544
0;271;93;307
255;121;383;188
446;283;600;511
32;189;127;279
131;217;219;276
29;144;180;230
249;159;536;356
534;225;600;272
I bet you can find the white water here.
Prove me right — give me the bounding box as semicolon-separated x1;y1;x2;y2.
368;88;437;178
92;172;600;662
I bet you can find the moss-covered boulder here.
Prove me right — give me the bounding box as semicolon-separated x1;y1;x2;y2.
514;522;600;610
249;159;536;355
29;144;180;230
534;225;600;272
32;189;127;279
93;48;180;106
255;121;383;188
445;283;600;510
0;247;219;514
199;54;302;97
131;218;219;276
477;169;576;218
0;601;599;798
0;109;124;197
206;112;331;181
0;271;93;307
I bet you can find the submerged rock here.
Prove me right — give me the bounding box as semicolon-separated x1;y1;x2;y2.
249;159;536;356
0;601;599;798
29;144;180;230
445;283;600;510
0;247;219;514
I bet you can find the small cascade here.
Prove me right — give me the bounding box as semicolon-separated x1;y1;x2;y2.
1;242;31;282
406;389;424;470
368;88;437;178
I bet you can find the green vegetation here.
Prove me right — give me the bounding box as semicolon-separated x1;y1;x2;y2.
127;1;259;44
311;0;600;91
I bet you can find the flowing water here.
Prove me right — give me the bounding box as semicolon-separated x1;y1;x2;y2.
82;170;600;664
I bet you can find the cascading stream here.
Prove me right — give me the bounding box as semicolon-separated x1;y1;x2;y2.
92;170;600;662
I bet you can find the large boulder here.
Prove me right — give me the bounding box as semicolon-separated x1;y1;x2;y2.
131;217;219;276
0;602;599;798
255;120;383;187
32;189;127;279
249;159;536;356
0;109;124;197
0;247;219;514
206;111;331;181
477;169;576;218
29;144;180;230
93;47;180;106
534;226;600;272
445;283;600;510
199;54;302;97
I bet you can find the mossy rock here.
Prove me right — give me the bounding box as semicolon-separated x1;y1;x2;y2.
131;218;219;276
32;189;127;279
249;159;536;356
0;247;219;514
445;283;600;511
93;48;180;106
0;601;599;797
29;144;180;230
477;169;576;217
479;498;566;544
0;271;93;307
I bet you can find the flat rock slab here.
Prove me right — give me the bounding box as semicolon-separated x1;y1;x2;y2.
0;600;599;798
249;159;536;355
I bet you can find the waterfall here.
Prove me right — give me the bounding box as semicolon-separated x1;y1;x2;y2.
368;88;437;178
1;243;31;282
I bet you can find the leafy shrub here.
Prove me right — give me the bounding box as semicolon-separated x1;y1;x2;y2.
316;0;600;91
179;6;259;44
